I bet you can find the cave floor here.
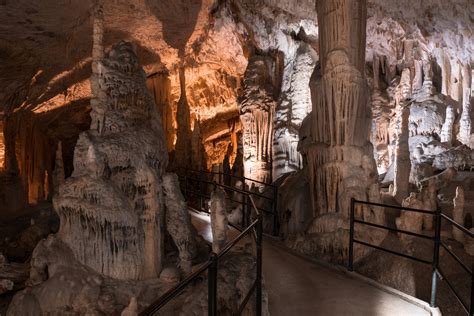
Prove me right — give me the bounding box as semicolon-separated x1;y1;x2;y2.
190;211;434;316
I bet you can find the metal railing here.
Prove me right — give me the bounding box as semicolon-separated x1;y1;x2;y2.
349;198;474;315
140;178;264;316
179;168;279;235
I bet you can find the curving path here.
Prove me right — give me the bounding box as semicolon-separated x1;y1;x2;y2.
190;211;436;316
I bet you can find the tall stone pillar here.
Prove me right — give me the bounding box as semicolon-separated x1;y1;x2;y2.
459;63;472;146
308;0;378;217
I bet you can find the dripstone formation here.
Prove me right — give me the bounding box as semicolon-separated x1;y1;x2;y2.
54;41;169;280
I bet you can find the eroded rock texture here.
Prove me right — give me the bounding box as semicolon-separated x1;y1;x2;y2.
54;41;168;280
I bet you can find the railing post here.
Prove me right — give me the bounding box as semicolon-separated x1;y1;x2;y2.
246;194;251;229
430;208;441;308
256;213;263;316
272;186;278;236
208;252;218;316
470;262;473;316
348;197;355;271
199;169;203;211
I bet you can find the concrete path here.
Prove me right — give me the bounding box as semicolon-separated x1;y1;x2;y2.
190;211;434;316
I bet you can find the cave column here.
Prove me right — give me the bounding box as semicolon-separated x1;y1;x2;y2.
307;0;378;216
459;63;472;146
239;55;277;187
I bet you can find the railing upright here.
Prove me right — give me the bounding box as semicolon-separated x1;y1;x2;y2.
256;212;263;316
208;252;218;316
348;197;355;272
272;186;278;236
430;207;442;307
470;262;474;316
199;169;204;211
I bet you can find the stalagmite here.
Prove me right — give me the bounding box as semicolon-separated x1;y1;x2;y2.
52;141;65;192
458;64;472;146
163;173;197;273
393;104;411;203
440;105;455;145
421;179;436;230
452;186;465;243
209;186;228;253
53;41;168;280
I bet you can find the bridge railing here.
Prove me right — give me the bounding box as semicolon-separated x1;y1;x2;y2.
178;168;278;235
140;175;265;316
349;198;474;315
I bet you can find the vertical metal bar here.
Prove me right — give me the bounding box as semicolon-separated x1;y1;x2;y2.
272;186;278;236
348;197;355;271
208;253;218;316
430;208;441;308
470;261;473;316
246;194;251;228
256;213;263;316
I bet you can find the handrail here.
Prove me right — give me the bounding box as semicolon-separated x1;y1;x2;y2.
178;168;279;236
349;198;473;316
140;182;264;316
183;167;277;188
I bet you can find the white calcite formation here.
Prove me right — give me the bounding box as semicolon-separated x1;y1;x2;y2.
458;64;472;146
393;104;411;203
209;186;228;253
53;40;169;280
294;0;386;263
239;54;278;186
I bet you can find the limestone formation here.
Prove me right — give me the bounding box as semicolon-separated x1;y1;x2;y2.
163;173;197;273
452;186;465;243
53;41;169;280
52;141;65;192
301;0;386;263
393;104;411;203
458;64;472;146
239;54;278;186
209;186;229;253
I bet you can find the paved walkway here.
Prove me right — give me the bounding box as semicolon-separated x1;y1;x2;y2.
190;211;434;316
